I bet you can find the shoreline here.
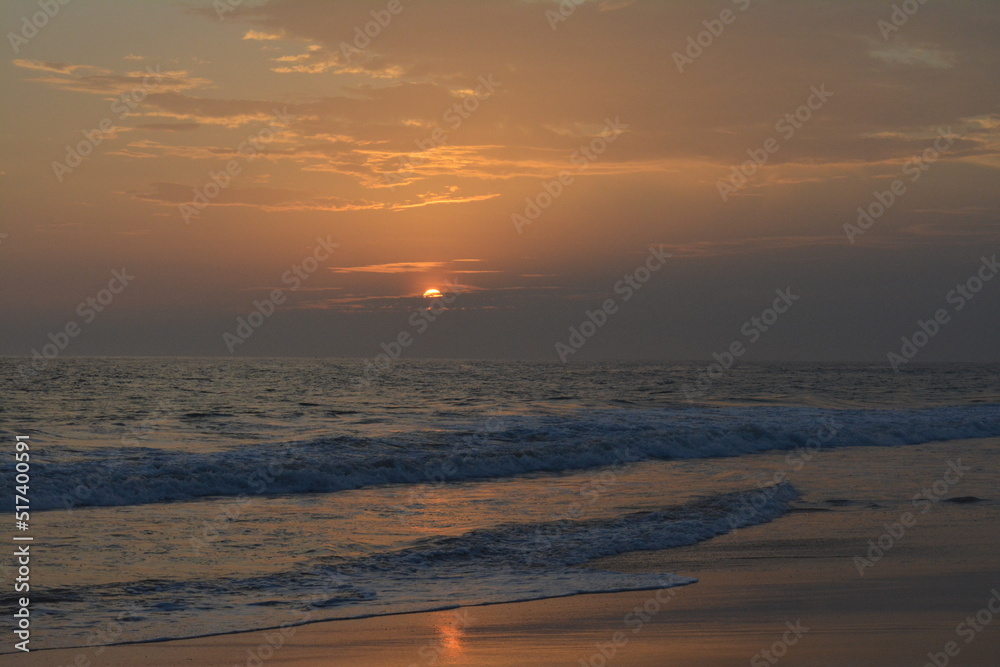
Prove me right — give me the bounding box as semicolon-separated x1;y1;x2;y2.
18;522;1000;666
14;581;701;656
16;437;1000;666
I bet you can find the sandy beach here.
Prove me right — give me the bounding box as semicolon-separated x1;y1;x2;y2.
18;438;1000;667
5;0;999;663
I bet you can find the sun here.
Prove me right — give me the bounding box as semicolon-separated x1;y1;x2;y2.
422;288;442;298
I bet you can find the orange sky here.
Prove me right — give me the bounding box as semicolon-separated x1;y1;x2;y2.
1;0;998;360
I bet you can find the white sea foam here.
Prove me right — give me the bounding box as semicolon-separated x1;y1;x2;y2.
12;484;797;649
9;404;999;512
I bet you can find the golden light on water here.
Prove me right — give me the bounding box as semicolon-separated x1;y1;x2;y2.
434;614;468;659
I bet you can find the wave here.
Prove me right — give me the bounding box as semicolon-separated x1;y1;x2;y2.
339;482;800;571
8;484;798;650
8;404;999;512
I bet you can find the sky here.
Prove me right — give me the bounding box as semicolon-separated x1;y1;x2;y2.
1;0;998;362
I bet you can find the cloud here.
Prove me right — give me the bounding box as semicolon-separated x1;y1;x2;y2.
293;282;582;313
869;44;956;69
326;258;501;276
268;47;404;77
132;182;383;212
243;29;283;40
130;180;494;214
661;236;846;259
77;0;1000;224
598;0;637;11
201;0;998;179
19;62;212;97
329;261;449;274
388;189;500;210
99;0;996;201
137;92;289;127
134;182;305;205
12;59;105;75
135;122;202;132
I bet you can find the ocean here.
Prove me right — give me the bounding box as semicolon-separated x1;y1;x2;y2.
2;359;999;652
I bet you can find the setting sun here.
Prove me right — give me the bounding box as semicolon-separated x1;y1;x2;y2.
2;1;999;663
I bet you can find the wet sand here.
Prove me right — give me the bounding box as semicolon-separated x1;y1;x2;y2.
16;438;1000;666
